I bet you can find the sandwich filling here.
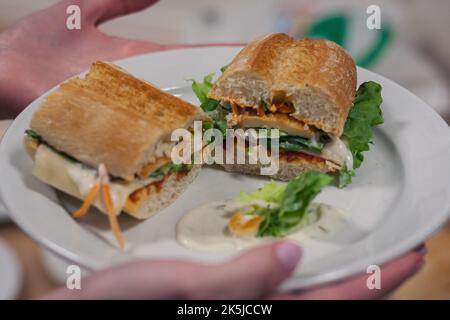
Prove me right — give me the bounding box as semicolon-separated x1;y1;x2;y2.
191;70;383;187
25;130;193;215
211;100;353;170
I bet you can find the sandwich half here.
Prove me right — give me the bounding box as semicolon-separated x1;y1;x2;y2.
191;33;383;183
25;61;207;224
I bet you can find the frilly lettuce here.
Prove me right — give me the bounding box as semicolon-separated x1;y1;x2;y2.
338;81;384;186
235;171;332;237
237;181;286;204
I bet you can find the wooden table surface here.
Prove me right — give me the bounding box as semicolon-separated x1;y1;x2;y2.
0;220;449;299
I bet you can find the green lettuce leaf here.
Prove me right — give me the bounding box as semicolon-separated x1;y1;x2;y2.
190;64;230;112
277;171;333;226
279;135;324;153
237;181;286;204
259;129;329;154
25;129;79;164
336;81;383;187
189;72;221;112
190;72;214;104
220;63;230;72
342;81;384;169
336;166;355;188
149;162;193;178
235;171;332;237
25;129;40;140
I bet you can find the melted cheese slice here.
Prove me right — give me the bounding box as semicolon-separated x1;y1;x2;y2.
33;144;162;215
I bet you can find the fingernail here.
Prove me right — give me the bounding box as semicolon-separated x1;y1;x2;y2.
275;241;302;273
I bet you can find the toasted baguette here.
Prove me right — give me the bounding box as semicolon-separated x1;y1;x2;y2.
123;165;201;219
208;33;356;136
30;61;207;181
24;137;200;219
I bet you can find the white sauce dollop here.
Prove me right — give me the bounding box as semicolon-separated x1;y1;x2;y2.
176;201;348;252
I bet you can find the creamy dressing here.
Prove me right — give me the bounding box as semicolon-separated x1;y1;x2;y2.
321;137;353;169
176;200;348;252
241;128;352;168
33;144;162;215
281;135;352;168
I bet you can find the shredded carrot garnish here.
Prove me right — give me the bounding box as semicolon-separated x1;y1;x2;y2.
228;212;264;236
71;163;125;250
72;184;100;218
102;183;125;250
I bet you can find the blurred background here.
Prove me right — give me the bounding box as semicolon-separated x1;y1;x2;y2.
1;0;449;120
0;0;449;299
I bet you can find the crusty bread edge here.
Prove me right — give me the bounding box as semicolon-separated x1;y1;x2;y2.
30;61;209;181
208;34;357;137
124;165;201;220
219;158;336;181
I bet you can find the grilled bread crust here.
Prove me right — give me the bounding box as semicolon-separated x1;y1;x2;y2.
208;33;356;136
219;156;336;182
30;61;207;181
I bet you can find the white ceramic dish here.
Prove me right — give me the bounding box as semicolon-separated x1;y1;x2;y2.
1;47;450;290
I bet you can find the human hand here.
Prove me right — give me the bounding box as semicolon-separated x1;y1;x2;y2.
40;241;424;299
0;0;237;118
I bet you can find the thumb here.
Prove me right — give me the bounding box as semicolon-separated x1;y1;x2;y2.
272;247;425;300
79;0;159;26
188;241;302;299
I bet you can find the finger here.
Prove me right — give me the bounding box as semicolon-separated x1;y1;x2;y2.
271;249;424;300
40;241;301;299
41;259;213;299
186;241;302;299
82;0;159;26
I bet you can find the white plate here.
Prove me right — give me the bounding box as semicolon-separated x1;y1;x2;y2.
1;47;450;291
0;240;22;299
